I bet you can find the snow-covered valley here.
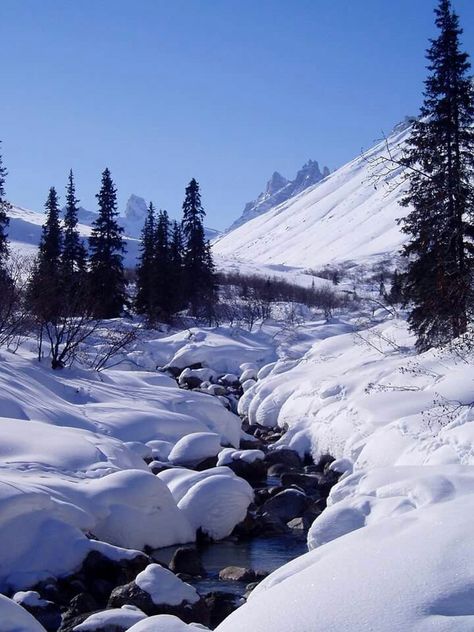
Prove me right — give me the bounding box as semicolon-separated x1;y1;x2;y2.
2;290;474;630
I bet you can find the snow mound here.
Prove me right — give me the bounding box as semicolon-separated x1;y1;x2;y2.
217;448;265;466
128;614;210;631
159;467;253;540
168;432;223;466
74;605;147;631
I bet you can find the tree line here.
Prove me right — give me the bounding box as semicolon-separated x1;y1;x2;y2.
0;158;218;367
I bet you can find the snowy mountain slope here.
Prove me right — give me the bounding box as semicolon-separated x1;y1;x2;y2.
228;160;330;232
214;123;411;269
7;203;141;266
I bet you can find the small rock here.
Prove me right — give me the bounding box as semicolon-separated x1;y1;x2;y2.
169;547;204;577
205;591;241;627
265;449;303;470
218;566;266;583
261;489;308;523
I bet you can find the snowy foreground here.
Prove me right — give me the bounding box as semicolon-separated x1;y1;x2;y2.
1;311;474;630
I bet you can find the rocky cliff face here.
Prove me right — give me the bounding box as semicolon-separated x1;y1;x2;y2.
228;160;329;232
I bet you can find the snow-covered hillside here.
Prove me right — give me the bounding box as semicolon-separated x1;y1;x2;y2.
214;122;411;269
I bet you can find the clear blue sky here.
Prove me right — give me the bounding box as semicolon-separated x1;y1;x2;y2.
1;0;474;230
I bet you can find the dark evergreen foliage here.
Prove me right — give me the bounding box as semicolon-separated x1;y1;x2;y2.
62;170;87;281
181;178;217;318
168;220;185;315
135;202;156;318
0;145;10;267
89;169;127;319
27;187;64;323
401;0;474;351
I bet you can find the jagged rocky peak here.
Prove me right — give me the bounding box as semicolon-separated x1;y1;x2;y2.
292;160;329;195
125;194;148;223
266;171;289;196
229;159;330;232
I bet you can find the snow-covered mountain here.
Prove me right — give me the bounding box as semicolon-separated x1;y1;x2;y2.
6;194;219;266
215;123;412;269
229;160;330;232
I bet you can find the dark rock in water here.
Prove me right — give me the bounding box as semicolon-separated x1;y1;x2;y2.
169;547;204;577
218;566;267;582
267;463;295;477
81;550;150;590
261;489;308;524
280;472;323;495
264;449;303;470
226;458;267;483
205;591;241;627
108;580;209;625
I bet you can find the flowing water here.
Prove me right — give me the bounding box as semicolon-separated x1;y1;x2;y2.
152;531;308;597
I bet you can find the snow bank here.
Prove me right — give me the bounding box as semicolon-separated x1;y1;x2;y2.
155;327;275;374
217;466;474;631
0;593;46;631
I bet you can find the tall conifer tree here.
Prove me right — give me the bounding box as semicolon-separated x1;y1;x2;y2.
181;178;216;317
28;187;63;322
0;145;10;269
401;0;474;351
169;220;184;315
135;202;156;318
89;169;126;318
62;170;87;281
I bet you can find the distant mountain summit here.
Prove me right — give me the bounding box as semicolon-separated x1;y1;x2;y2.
229;160;330;232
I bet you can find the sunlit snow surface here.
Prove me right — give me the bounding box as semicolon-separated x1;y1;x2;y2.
214;126;410;269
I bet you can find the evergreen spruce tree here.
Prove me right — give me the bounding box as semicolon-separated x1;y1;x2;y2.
89;169;127;319
135;202;156;318
168;220;184;315
28;187;63;323
401;0;474;351
181;178;217;317
62;170;87;287
0;145;10;269
153;209;171;320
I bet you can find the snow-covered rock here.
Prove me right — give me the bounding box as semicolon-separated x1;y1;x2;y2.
135;564;200;606
128;615;210;631
168;432;223;466
159;467;254;540
73;605;147;631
